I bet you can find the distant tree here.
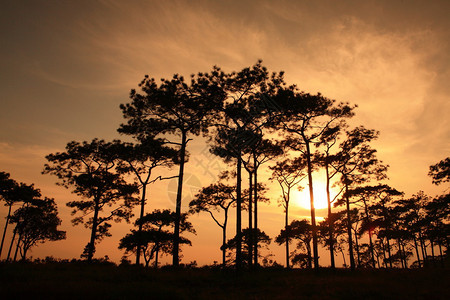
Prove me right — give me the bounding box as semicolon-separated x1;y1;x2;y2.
243;138;282;267
276;219;312;268
119;209;195;268
318;211;348;267
392;191;429;268
368;185;403;268
275;87;355;269
0;172;18;258
390;204;415;268
357;243;376;268
43;139;139;262
10;197;65;260
224;227;271;266
346;185;386;268
119;71;224;266
351;208;365;266
427;157;449;266
210;61;285;269
114;138;178;265
426;193;450;225
424;193;449;266
210;126;251;269
270;157;307;268
428;157;450;185
189;182;236;267
0;173;42;260
315;124;345;268
242;158;255;267
331;126;388;270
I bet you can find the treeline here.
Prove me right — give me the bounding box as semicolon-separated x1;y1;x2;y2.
0;172;65;261
0;62;448;269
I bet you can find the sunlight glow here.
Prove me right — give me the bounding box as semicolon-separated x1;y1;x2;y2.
294;181;331;210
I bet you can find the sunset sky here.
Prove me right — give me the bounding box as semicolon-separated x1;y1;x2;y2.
1;0;449;266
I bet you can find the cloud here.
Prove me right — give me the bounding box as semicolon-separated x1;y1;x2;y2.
26;0;274;93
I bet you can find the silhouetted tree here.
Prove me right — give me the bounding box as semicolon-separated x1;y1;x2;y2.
237;137;282;267
224;227;271;266
275;87;355;269
10;197;65;260
210;126;250;269
315;124;345;268
427;158;449;266
119;209;195;268
424;193;449;266
368;185;403;268
114;138;178;265
331;127;387;270
189;182;236;267
0;172;17;258
43;139;139;262
392;191;429;268
249;139;283;266
346;185;386;268
119;70;225;266
389;203;415;268
426;193;450;228
0;177;42;261
270;157;307;268
276;219;312;268
428;157;450;185
318;211;348;267
209;61;285;269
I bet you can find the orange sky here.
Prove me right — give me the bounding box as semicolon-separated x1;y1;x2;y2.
1;0;449;266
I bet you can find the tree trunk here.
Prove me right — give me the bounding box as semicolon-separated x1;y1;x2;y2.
87;199;100;263
6;226;17;261
285;200;290;269
325;160;335;269
22;245;29;261
381;202;392;268
422;240;428;262
222;207;228;268
0;204;12;259
13;233;21;262
397;238;405;268
304;139;319;269
142;247;149;267
236;155;242;270
247;169;253;267
385;237;393;268
375;247;381;268
413;235;421;268
222;225;227;267
438;242;444;267
136;183;148;265
368;231;377;268
430;238;435;266
419;232;428;264
401;241;408;268
363;200;376;268
340;248;347;268
306;240;312;269
381;240;388;268
354;228;360;267
155;244;160;268
253;155;258;266
344;179;355;270
173;130;187;267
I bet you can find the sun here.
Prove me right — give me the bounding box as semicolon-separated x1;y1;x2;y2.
294;181;330;210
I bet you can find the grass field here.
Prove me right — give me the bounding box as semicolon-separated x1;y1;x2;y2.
1;263;449;299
